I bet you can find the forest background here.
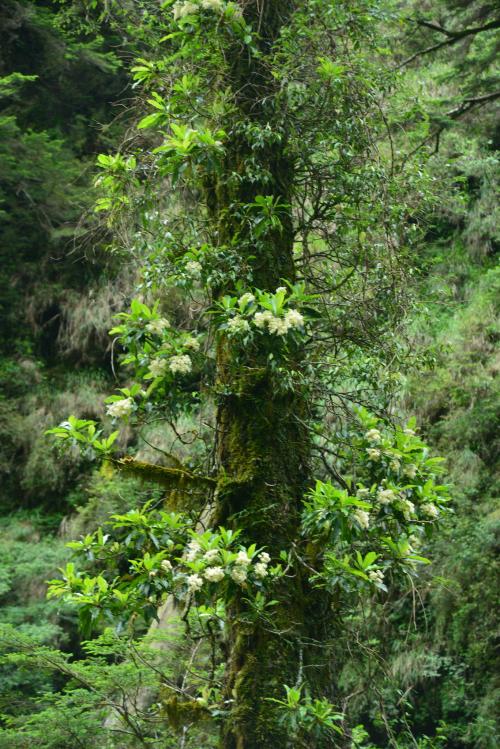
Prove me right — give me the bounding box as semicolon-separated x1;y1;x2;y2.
0;0;498;747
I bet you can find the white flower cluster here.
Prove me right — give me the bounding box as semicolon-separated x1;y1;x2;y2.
398;498;415;520
223;286;306;337
186;539;201;562
354;508;370;529
377;488;397;505
228;550;272;584
148;339;198;378
364;427;420;480
146;318;170;336
409;534;421;548
227;315;251;335
377;488;412;517
229;549;253;586
169;354;192;375
236;550;251;565
404;463;417;479
226;307;304;337
204;566;225;582
368;569;384;584
183;543;271;593
106;397;134;419
231;566;247;584
187;573;204;592
149;358;168;378
203;548;220;563
172;0;224;21
184;336;200;351
421;503;439;518
254;562;268;578
239;292;255;308
375;485;439;522
254;308;304;336
185;260;202;278
173;1;198;19
254;310;273;329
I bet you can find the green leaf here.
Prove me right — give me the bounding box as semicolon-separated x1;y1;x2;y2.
137;112;164;129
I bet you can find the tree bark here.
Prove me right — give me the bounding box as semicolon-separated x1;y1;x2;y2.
207;3;331;747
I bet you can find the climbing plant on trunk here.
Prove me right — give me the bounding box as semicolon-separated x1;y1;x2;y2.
47;2;450;747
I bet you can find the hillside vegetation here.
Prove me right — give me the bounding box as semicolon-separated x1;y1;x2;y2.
0;1;498;747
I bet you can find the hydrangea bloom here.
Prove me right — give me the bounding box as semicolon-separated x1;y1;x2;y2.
184;336;200;351
399;498;415;520
254;310;273;329
148;358;168;378
203;549;220;563
404;464;417;478
284;309;304;328
146;318;170;336
227;315;251;335
169;354;192;375
236;550;251;566
267;316;290;336
409;534;422;548
173;1;199;20
238;292;255;307
254;562;268;578
185;260;202;278
354;508;370;529
106;397;134;419
202;0;224;9
421;503;439;518
377;488;396;505
204;566;225;582
186;540;201;562
187;573;204;592
231;567;247;584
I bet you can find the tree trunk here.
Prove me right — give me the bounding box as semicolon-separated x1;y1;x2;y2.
214;371;313;748
208;3;330;747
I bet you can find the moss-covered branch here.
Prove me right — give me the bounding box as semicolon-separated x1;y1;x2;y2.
111;456;215;490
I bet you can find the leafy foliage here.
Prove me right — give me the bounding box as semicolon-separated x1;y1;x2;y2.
0;0;498;748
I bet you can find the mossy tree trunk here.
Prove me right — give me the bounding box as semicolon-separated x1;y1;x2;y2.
214;378;316;749
205;3;333;747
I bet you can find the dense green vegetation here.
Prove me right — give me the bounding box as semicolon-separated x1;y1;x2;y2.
0;1;498;747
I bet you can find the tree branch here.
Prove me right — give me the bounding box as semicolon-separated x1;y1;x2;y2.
446;89;500;119
401;90;500;165
416;18;500;39
398;17;500;68
111;456;215;489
